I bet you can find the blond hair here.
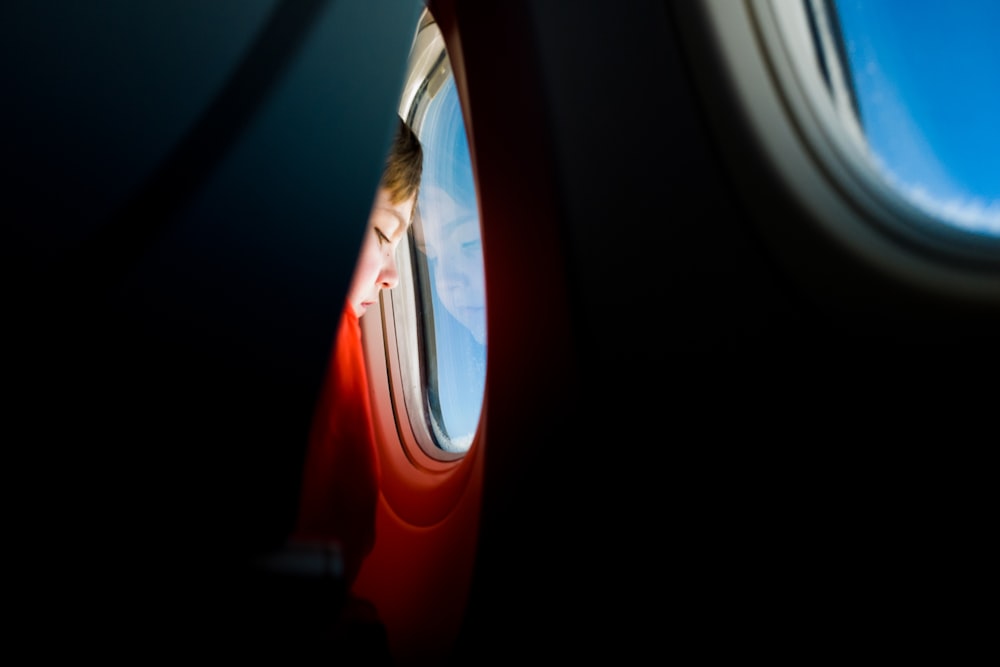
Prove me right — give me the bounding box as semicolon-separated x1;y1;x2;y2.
381;118;423;211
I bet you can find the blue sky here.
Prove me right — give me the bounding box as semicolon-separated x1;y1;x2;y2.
835;0;1000;233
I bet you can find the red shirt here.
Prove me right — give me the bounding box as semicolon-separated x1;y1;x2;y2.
294;303;380;589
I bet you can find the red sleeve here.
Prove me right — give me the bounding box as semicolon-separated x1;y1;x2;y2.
293;303;380;589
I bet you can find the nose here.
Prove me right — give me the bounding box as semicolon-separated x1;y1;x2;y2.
379;253;400;289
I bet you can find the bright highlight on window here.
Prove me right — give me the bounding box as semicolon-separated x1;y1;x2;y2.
833;0;1000;236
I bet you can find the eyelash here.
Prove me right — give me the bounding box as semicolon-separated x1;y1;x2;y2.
375;228;390;246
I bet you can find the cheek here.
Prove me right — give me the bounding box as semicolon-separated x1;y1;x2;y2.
355;243;384;281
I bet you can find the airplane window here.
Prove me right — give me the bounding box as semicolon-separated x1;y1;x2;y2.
410;75;485;453
386;11;485;457
832;0;1000;237
678;0;1000;299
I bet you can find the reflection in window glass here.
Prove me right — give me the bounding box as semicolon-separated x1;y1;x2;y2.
411;73;485;454
833;0;1000;235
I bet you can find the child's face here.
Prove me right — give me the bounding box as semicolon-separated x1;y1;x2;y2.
346;187;416;318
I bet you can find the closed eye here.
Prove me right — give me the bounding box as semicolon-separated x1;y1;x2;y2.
375;227;390;246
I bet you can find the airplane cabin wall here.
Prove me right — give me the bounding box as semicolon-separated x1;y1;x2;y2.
440;0;1000;661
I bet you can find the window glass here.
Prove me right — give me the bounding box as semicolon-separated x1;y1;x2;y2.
411;73;486;454
832;0;1000;235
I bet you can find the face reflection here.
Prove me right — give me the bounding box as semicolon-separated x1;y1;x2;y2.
420;185;486;344
346;187;415;319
